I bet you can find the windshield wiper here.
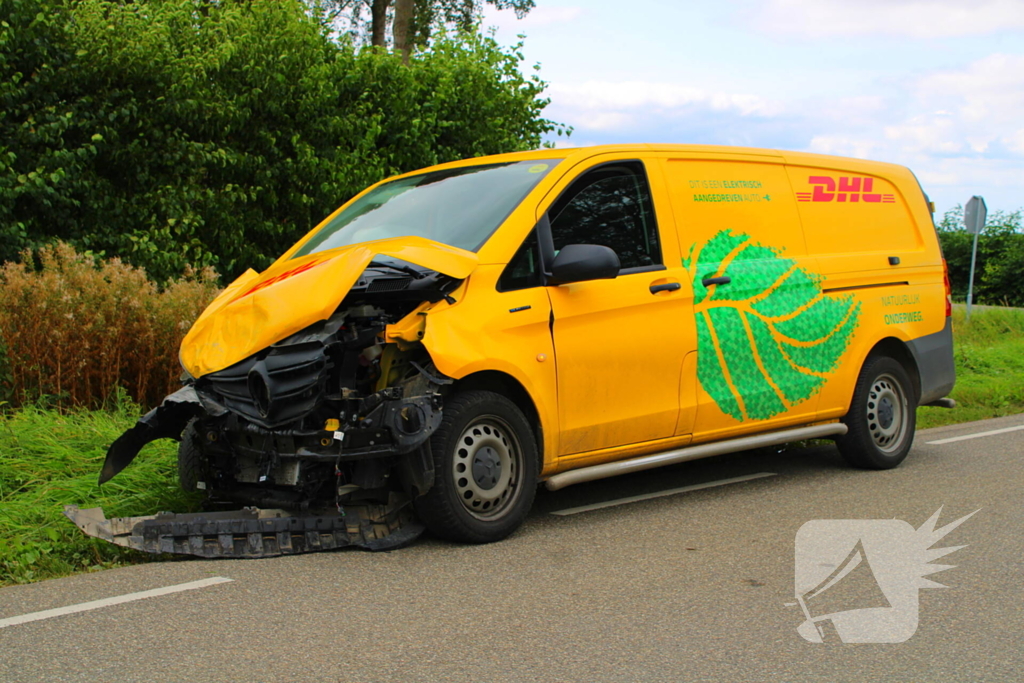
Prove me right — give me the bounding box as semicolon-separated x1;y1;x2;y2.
367;261;426;279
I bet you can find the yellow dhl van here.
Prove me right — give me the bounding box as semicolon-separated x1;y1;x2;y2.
71;144;956;555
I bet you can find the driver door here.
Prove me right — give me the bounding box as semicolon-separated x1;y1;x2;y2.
542;159;696;457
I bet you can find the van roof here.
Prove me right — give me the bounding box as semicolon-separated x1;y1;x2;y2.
406;144;912;178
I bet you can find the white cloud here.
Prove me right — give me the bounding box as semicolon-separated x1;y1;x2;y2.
1005;129;1024;154
854;55;1024;157
807;135;885;159
915;168;962;186
804;54;1024;156
916;54;1024;126
883;115;964;154
756;0;1024;38
546;81;783;132
912;156;1023;190
575;111;635;132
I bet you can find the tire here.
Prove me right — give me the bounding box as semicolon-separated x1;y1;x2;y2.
836;355;917;469
413;390;538;543
177;420;207;492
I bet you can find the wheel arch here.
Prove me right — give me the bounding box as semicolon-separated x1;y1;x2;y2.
863;336;921;405
450;370;547;472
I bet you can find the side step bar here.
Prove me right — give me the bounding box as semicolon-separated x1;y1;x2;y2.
544;423;849;491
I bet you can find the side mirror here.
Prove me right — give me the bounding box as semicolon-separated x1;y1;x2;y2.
549;244;620;284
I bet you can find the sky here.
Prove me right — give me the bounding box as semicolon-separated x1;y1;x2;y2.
483;0;1024;218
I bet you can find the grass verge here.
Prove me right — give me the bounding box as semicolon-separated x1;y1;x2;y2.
917;306;1024;429
0;401;201;586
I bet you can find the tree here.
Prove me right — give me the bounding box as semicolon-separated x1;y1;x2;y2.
325;0;535;56
393;0;414;60
0;0;567;282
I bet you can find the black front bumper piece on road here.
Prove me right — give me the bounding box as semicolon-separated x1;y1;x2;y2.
64;493;423;558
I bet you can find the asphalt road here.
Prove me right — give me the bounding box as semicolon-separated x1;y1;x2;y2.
1;414;1022;682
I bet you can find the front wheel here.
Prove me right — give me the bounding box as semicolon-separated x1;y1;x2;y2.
413;390;538;543
177;420;207;492
836;355;917;469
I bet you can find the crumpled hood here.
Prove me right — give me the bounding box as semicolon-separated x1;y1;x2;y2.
180;237;478;378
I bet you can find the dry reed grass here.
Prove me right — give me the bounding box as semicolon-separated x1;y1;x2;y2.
0;243;220;408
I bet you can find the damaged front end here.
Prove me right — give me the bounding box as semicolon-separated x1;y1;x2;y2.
70;250;466;557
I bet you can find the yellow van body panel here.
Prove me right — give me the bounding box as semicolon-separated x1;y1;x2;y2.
179;236;478;378
417;265;560;471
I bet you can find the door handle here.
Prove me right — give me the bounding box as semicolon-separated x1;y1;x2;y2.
649;282;681;294
701;276;731;287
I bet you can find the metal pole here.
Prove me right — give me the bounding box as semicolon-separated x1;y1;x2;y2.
966;230;980;321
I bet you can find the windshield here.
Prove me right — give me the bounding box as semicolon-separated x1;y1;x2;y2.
292;160;558;258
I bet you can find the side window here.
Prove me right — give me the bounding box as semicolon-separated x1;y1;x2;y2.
498;229;541;291
548;161;661;271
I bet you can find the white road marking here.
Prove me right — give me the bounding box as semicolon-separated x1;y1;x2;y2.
0;577;234;629
550;472;778;516
925;425;1024;445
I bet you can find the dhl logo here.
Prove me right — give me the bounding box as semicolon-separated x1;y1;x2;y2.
239;258;328;299
796;176;895;204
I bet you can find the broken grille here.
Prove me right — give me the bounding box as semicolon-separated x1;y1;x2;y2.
201;341;329;428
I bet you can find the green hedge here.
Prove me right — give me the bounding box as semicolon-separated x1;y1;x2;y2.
937;207;1024;306
0;0;566;282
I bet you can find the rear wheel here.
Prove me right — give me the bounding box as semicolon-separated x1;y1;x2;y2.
414;390;538;543
836;355;917;469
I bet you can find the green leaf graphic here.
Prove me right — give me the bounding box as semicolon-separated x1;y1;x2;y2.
688;229;861;422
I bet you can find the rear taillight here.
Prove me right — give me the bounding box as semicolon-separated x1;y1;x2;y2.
942;258;952;317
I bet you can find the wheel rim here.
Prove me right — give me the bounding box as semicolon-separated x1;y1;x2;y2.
866;373;908;454
451;416;523;520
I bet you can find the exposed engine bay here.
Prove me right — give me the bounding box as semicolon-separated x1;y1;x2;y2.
67;261;463;557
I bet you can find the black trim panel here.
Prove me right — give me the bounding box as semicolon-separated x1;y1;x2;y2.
822;281;909;294
907;317;956;405
620;264;667;275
